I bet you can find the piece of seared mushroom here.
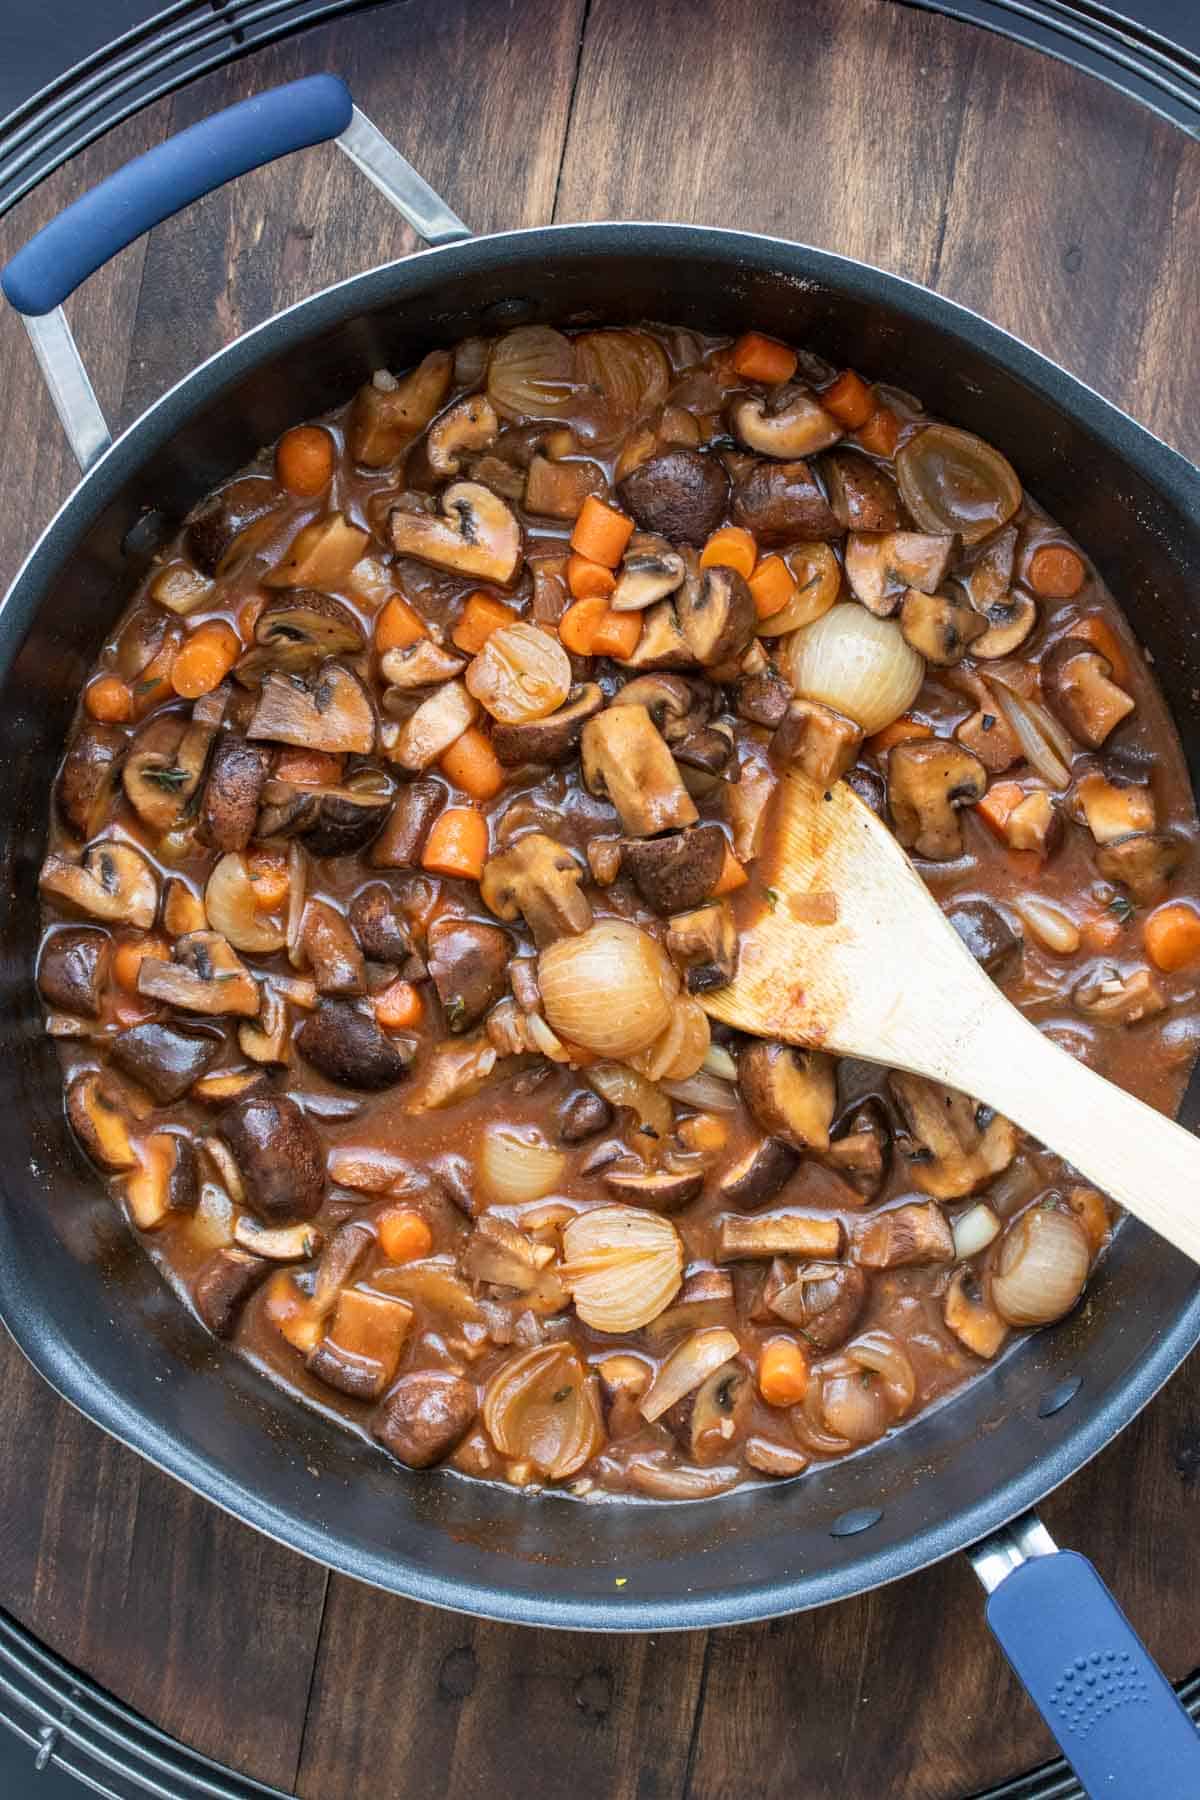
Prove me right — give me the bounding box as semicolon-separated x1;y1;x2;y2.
665;899;739;993
388;481;522;584
558;1087;613;1144
427;394;499;476
610;537;688;611
427;918;511;1030
715;1212;843;1260
887;740;987;860
609;673;711;742
373;1370;478;1468
614;597;694;671
643;1270;736;1343
665;1359;752;1464
1001;790;1061;858
37;926;109;1019
946;899;1023;979
602;1161;705;1213
66;1071;138;1170
618;823;725;915
239;986;291;1064
301;900;367;996
297;998;416;1089
731;459;842;545
969;590;1037;659
854;1201;954;1269
122;700;221;833
235;593;364;686
617;449;729;545
248;663;375;755
369;780;444;868
480;834;592;946
899;588;987;666
718;1138;799;1208
308;1289;415;1400
218;1090;324;1224
676;564;756;667
40;841;158;929
121;1133;199;1231
201;734;270;852
386;679;478;773
731;386;841;459
137;931;260;1017
734;668;793;728
348;353;453;466
770;697;863;784
256;769;393;856
348;884;413;963
491;683;604;767
233;1217;323;1262
1043;638;1135;749
757;1259;866;1350
825;1099;890;1202
943;1266;1008;1359
110;1020;222;1102
57;722;126;840
194;1246;271;1337
822;449;903;532
379;639;467;693
184;476;285;575
263;513;369;591
844;531;956;616
1098;833;1186;910
1072;966;1166;1026
1070;768;1156;844
581;704;698;836
738;1041;836;1151
889;1070;1017;1199
673;725;736;798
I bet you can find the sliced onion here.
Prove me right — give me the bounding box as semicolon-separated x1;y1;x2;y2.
639;1326;741;1423
985;676;1072;789
625;1457;741;1499
575;330;670;425
482;1343;604;1479
702;1042;738;1082
991;1206;1090;1326
205;853;285;954
561;1205;683;1333
1013;897;1080;955
795;1376;852;1455
478;1123;565;1207
629;995;710;1082
487;326;576;420
846;1329;916;1415
539;922;678;1059
952;1201;1001;1260
661;1070;741;1112
783;602;924;734
586;1062;674;1142
286;841;307;967
756;544;841;637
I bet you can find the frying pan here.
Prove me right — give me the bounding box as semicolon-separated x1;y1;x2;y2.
2;74;1199;1794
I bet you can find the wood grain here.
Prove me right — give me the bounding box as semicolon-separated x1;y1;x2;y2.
1;2;1198;1796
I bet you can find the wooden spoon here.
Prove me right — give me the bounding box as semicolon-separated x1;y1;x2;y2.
703;770;1200;1262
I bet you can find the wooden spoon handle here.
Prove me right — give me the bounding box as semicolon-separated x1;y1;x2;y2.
958;1003;1200;1264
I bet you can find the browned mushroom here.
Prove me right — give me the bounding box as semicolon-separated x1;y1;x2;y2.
348;353;453;466
40;841;159;929
247;664;375;755
235;593;364;685
606;536;686;615
665;898;739;993
770;696;864;784
1070;768;1155;844
602;1161;705;1212
824;1099;890;1201
718;1137;799;1208
373;1370;478;1468
232;1216;323;1263
297;998;416;1088
677;564;756;666
218;1090;325;1224
617;449;729;545
369;780;445;868
955;694;1023;773
301;900;367;996
491;684;604;766
122;1133;199;1231
523;455;607;519
137;931;260;1017
1043;638;1135;749
854;1201;954;1268
388;482;522;584
999;789;1061;858
887;739;987;859
643;1269;736;1344
731;459;842;545
613;598;694;671
263;514;370;591
755;1259;866;1350
308;1289;415;1401
480;834;592;946
184;475;285;575
194;1246;272;1337
619;823;725;914
427;394;499;476
57;722;127;839
122;696;223;833
822;449;904;532
385;679;478;772
730;387;841;459
256;768;393;856
379;639;467;694
734;668;792;728
347;884;414;963
110;1021;222;1102
899;588;988;665
946;899;1023;979
969;590;1037;659
1072;967;1166;1026
664;1359;752;1464
239;986;291;1064
843;531;956;616
581;704;698;836
738;1041;836;1151
943;1266;1008;1358
37;926;110;1018
724;761;777;862
1096;830;1187;903
557;1087;613;1144
889;1071;1017;1198
744;1437;809;1478
715;1213;843;1260
427;918;511;1031
66;1071;138;1170
201;735;270;852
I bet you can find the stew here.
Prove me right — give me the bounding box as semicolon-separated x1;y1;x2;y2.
35;322;1200;1499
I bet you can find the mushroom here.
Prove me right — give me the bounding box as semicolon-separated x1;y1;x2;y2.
256;769;393;855
348;885;414;963
674;725;737;799
581;705;698;836
205;852;287;954
854;1201;954;1268
609;672;711;743
943;1266;1008;1359
380;639;467;693
109;1020;223;1102
426;393;499;476
37;926;110;1018
724;759;778;862
191;1070;270;1107
491;683;604;766
263;513;369;590
184;476;285;576
665;899;738;993
233;1216;323;1262
643;1269;736;1343
40;842;158;929
616;449;729;545
218;1090;325;1224
373;1370;478;1468
731;459;842;545
66;1072;138;1170
369;779;445;868
718;1138;799;1208
968;591;1038;659
388;481;522;584
955;692;1023;773
899;588;988;665
824;1099;890;1201
1096;831;1187;904
121;702;218;833
734;668;793;728
56;722;126;839
122;1134;199;1231
137;931;260;1017
523;455;607;520
613;598;694;671
301;900;367;996
744;1436;809;1478
238;986;291;1064
194;1246;271;1337
308;1290;415;1400
1072;966;1166;1026
348;352;453;466
248;663;375;755
738;1041;836;1151
610;538;688;611
844;531;956;616
386;679;478;773
664;1360;752;1465
1043;637;1135;748
602;1162;705;1212
619;822;725;914
946;899;1023;979
201;735;270;852
427;918;511;1031
1070;768;1156;844
757;1259;867;1350
821;450;904;532
480;834;592;946
297;998;416;1088
558;1087;614;1144
730;386;841;459
677;564;756;666
963;523;1016;612
235;593;364;685
770;697;863;784
887;740;987;860
715;1212;843;1260
845;765;886;817
1000;789;1061;858
889;1070;1017;1198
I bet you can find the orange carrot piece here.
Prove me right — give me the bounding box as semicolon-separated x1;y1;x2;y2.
559;595;610;656
374;979;425;1032
975;780;1024;840
246;849;290;911
440;725;504;801
821;369;875;429
1080;910;1124;954
712;844;749;896
866;716;934;755
759;1339;810;1407
1069;614;1130;686
1144;902;1200;972
566;553;618;601
854;405;902;458
700;526;758;580
570;495;634;568
375;594;427;652
747;554;797;620
1027;543;1086;600
85;674;132;723
171;620;240;698
589;608;643;660
273;748;344;786
731;332;798;385
421;806;488;881
275;425;335;497
377;1206;433;1263
451;592;516;654
112;934;170;993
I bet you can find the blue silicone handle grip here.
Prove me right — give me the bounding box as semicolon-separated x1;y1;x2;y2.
987;1550;1200;1796
0;74;353;316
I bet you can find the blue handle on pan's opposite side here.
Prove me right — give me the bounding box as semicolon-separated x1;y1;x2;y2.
0;74;353;316
987;1550;1200;1796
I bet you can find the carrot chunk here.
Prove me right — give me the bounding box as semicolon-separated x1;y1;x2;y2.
1144;902;1200;972
421;806;488;881
854;406;901;458
440;725;504;801
85;674;132;723
570;495;634;568
112;934;170;993
559;596;610;655
759;1339;810;1407
452;592;517;654
171;621;240;698
1027;544;1086;600
700;526;758;580
566;554;618;601
378;1206;433;1263
712;844;749;895
589;609;643;660
731;332;798;385
375;594;427;652
374;979;425;1032
275;425;335;496
821;369;875;429
747;554;796;620
975;780;1024;840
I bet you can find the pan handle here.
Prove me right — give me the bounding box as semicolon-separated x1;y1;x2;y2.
970;1511;1200;1795
0;75;469;471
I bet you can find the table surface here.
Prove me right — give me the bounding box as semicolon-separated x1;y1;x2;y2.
0;3;1198;1795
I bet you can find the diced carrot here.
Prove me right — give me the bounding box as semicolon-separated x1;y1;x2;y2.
378;1206;434;1263
559;595;610;656
171;621;240;698
570;495;634;568
712;844;749;896
854;405;902;458
85;674;132;723
747;554;796;620
758;1339;810;1407
1144;901;1200;972
375;594;427;652
566;553;617;601
866;715;933;756
821;369;875;429
1069;613;1130;686
677;1113;729;1154
452;592;516;654
589;608;643;660
112;934;170;994
440;725;504;801
731;332;798;385
1027;543;1086;600
275;425;335;497
700;526;758;581
976;780;1024;841
273;748;344;786
1080;910;1124;954
374;979;425;1032
237;594;267;643
246;849;291;911
421;806;489;881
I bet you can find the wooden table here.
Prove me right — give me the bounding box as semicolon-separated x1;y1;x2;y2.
0;3;1197;1794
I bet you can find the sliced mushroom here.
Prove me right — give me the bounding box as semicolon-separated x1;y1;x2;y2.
677;564;756;666
239;986;291;1064
854;1201;953;1269
581;704;698;836
263;513;370;591
1073;966;1166;1026
643;1269;736;1343
899;588;987;666
718;1137;799;1208
616;449;729;545
558;1087;613;1144
1096;831;1187;904
347;884;413;963
388;482;522;584
40;842;158;929
427;918;511;1031
204;852;286;955
201;735;270;852
963;523;1016;611
822;450;903;532
66;1072;138;1170
734;668;792;728
665;898;739;993
613;598;694;671
348;353;453;466
610;539;688;611
122;702;218;833
1043;637;1135;749
235;593;364;685
665;1359;752;1465
674;725;737;799
184;476;285;575
256;769;393;855
1003;790;1061;858
715;1212;843;1261
37;926;110;1019
57;723;126;839
297;998;416;1089
247;664;375;755
137;931;260;1017
191;1070;270;1107
480;834;591;946
373;1370;478;1468
369;780;445;868
194;1246;271;1337
946;899;1023;979
844;531;956;616
308;1289;415;1400
825;1099;890;1202
889;1071;1017;1199
218;1090;324;1224
770;697;863;784
731;459;842;546
955;696;1022;773
301;900;366;996
491;683;604;767
730;386;841;459
724;760;777;862
943;1266;1008;1359
738;1041;836;1151
523;455;607;520
233;1217;323;1262
619;824;724;916
602;1162;705;1213
1070;768;1155;844
110;1021;222;1102
969;590;1037;659
887;740;987;860
609;672;710;741
380;639;466;693
744;1437;809;1478
386;679;478;772
757;1259;866;1350
427;394;499;476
